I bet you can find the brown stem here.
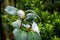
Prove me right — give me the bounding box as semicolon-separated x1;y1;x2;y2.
9;33;14;40
20;19;23;29
0;1;7;40
4;30;10;40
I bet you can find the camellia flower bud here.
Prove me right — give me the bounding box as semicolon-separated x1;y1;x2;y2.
17;10;25;19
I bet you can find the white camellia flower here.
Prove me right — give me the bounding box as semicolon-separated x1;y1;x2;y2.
23;24;30;28
12;20;21;28
17;10;25;19
31;21;40;34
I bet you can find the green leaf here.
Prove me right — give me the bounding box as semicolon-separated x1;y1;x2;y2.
28;31;40;40
20;31;27;40
5;6;19;15
25;10;40;21
13;28;27;40
13;28;22;40
26;13;37;21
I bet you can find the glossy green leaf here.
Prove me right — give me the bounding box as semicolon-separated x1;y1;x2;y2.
5;6;19;15
28;31;40;40
26;13;37;21
13;28;27;40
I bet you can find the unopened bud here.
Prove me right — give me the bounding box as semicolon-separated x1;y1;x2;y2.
17;10;25;19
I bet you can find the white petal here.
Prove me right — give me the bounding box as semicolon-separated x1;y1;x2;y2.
12;20;21;28
32;21;40;34
23;24;30;28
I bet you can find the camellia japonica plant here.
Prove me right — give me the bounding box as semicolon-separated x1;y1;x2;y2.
5;6;41;40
